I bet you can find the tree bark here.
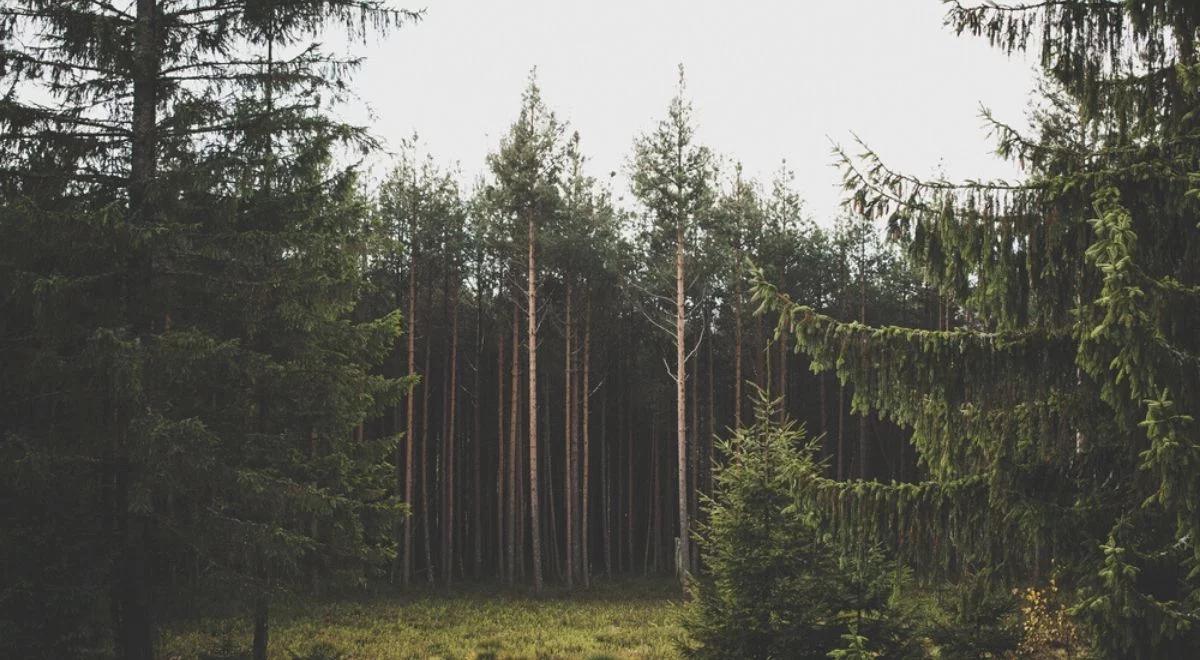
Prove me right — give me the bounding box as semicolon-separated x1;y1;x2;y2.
401;237;417;586
526;213;543;592
581;297;591;587
443;286;459;585
543;378;562;580
507;303;519;584
705;324;715;502
778;321;788;422
496;322;506;580
564;284;575;588
601;383;611;579
674;224;689;581
689;346;699;573
626;398;634;573
421;336;434;583
473;268;484;578
115;2;159;658
734;268;744;430
837;382;846;481
858;236;869;480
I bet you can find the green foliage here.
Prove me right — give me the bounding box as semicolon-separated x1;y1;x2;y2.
630;65;717;267
756;2;1200;657
681;392;918;659
0;0;415;655
925;571;1020;659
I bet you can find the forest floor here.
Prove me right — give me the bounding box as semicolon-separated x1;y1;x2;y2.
160;577;684;659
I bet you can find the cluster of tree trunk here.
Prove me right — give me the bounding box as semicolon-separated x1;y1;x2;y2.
368;241;940;587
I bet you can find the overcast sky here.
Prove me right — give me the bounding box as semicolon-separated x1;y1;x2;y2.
337;0;1039;223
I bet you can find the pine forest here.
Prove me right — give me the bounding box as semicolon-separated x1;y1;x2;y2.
2;1;1199;658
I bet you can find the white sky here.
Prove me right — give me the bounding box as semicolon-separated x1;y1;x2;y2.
336;0;1039;223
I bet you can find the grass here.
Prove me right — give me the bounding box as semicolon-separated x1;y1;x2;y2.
160;578;685;659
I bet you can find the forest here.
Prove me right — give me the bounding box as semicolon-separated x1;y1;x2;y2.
2;1;1199;658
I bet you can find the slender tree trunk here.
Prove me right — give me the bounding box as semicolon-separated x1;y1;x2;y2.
517;402;526;580
734;270;744;429
507;304;519;584
116;2;159;657
543;379;561;580
581;298;591;587
858;237;869;480
674;226;689;581
689;345;699;573
444;287;459;585
564;285;575;587
837;383;846;481
526;212;543;592
705;326;714;501
755;313;765;391
473;272;484;578
819;373;828;439
421;338;435;583
601;385;611;579
778;323;788;422
400;246;417;586
626;400;634;573
644;422;657;574
496;323;506;580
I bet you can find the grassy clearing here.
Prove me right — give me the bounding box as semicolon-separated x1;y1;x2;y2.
161;578;684;659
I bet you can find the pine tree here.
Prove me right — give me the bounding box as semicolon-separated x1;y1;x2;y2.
712;165;765;430
631;66;716;583
486;71;564;591
375;140;461;587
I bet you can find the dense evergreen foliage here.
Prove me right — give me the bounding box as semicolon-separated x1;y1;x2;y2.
0;1;417;657
756;1;1200;657
682;392;919;659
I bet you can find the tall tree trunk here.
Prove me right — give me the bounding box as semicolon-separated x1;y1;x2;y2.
778;322;788;422
705;325;715;502
421;338;435;583
755;313;765;391
601;384;611;579
674;226;689;581
734;269;744;430
507;304;519;584
473;271;484;578
837;383;846;481
581;298;591;587
564;285;575;588
543;379;562;580
401;243;417;586
496;322;507;580
443;287;459;585
858;236;869;480
526;212;543;592
644;420;657;574
689;345;700;574
626;399;634;573
819;372;828;440
116;2;159;657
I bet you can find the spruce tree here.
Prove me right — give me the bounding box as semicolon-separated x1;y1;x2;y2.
0;1;415;655
756;2;1200;656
